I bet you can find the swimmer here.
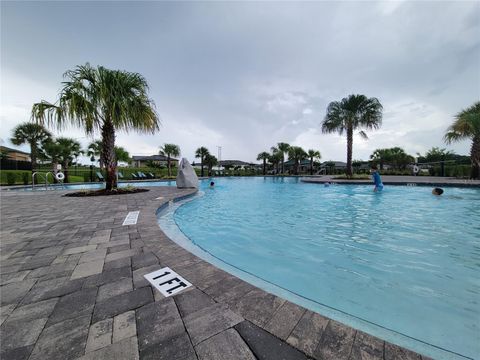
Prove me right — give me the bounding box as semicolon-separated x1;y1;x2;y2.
432;187;444;196
210;181;215;188
324;182;330;187
370;165;384;192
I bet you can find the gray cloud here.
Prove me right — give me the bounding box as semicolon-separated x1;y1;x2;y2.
1;1;479;163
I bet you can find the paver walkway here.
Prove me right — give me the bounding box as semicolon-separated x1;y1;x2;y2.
1;186;434;360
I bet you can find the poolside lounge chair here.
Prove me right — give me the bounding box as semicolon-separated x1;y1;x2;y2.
117;172;124;179
138;172;147;179
96;172;105;181
131;173;138;179
148;173;156;179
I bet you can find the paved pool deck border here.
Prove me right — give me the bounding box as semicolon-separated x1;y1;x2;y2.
1;186;439;360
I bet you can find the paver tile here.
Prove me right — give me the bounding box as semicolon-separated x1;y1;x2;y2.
112;310;136;343
92;286;153;322
140;332;197;360
349;330;384;360
78;336;139;360
70;259;104;280
8;297;58;322
385;342;422;360
97;277;133;302
174;288;216;317
287;310;329;357
0;317;48;352
235;321;309;360
0;279;37;306
195;328;255;360
85;318;113;352
47;287;97;325
183;302;244;345
29;314;91;360
264;300;306;341
314;319;356;360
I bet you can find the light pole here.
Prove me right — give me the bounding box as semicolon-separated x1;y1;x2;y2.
90;155;95;182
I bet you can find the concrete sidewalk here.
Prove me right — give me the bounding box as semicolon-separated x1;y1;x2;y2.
1;186;433;360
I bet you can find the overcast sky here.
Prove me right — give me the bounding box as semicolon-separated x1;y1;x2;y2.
1;1;479;164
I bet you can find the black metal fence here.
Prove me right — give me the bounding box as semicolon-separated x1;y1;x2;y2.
0;159;32;170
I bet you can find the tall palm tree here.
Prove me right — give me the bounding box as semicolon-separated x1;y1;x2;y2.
322;94;383;177
277;142;290;174
444;101;480;179
257;151;270;175
32;63;159;191
370;148;390;170
288;146;308;175
10;122;51;173
269;151;282;174
195;147;210;177
307;149;321;175
159;144;180;177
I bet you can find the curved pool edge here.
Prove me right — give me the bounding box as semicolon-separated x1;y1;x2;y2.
153;191;470;360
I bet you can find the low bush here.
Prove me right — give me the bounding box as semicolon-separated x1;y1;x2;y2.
22;172;29;185
6;172;16;185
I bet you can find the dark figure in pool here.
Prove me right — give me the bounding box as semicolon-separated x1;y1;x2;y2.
432;188;444;196
210;181;215;188
370;165;384;192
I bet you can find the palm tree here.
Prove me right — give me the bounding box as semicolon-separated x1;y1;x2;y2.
307;149;321;175
288;146;308;175
204;154;218;176
322;94;383;177
277;142;290;174
195;147;210;177
114;146;130;165
87;140;103;168
56;137;82;183
31;63;159;191
370;148;389;170
257;151;270;175
444;101;480;179
159;144;180;177
10;122;51;173
39;139;62;180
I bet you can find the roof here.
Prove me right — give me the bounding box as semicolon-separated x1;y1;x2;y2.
0;146;30;155
218;160;252;166
320;161;347;168
284;159;311;166
131;155;178;161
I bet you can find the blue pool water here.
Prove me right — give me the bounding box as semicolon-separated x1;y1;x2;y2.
169;177;479;360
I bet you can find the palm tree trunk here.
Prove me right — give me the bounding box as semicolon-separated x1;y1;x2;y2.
167;155;171;177
310;158;313;175
470;135;480;179
201;156;204;177
281;154;284;174
263;160;266;175
30;143;37;173
346;126;353;177
63;161;69;183
102;120;117;191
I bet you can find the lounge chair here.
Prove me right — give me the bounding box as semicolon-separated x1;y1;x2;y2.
148;172;156;179
96;172;105;181
117;172;124;179
131;173;138;179
138;172;147;179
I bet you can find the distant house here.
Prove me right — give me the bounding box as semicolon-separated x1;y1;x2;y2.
131;155;178;168
283;159;312;174
0;146;31;162
218;160;253;169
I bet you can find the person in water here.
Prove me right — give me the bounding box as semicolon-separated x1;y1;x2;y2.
432;187;444;195
210;181;215;188
370;165;384;192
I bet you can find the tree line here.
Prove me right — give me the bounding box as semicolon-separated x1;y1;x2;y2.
4;63;479;191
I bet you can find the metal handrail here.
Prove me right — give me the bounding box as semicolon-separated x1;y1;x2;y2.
32;171;56;190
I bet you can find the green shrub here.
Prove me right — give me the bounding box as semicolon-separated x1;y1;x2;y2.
22;172;30;185
83;172;91;182
6;173;16;185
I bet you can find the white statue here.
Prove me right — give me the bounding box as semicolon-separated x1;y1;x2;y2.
176;158;199;189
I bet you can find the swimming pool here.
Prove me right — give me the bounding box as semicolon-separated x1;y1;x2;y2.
160;177;480;360
15;180;176;191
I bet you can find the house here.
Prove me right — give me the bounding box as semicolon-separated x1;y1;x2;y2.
131;155;178;168
218;160;253;169
0;146;31;162
283;159;312;174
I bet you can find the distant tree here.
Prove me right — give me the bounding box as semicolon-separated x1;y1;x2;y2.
444;101;480;179
370;148;389;170
257;151;270;175
159;143;180;177
114;146;130;165
10;122;52;173
288;146;308;175
56;138;82;182
204;154;218;176
269;150;282;174
32;63;160;191
322;94;383;177
307;149;321;175
371;147;414;170
195;147;210;177
418;147;456;163
87;140;103;168
277;142;290;174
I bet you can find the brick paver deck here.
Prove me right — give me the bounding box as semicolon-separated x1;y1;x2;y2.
1;186;434;360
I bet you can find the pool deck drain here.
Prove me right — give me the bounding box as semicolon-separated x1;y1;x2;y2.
0;186;436;360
